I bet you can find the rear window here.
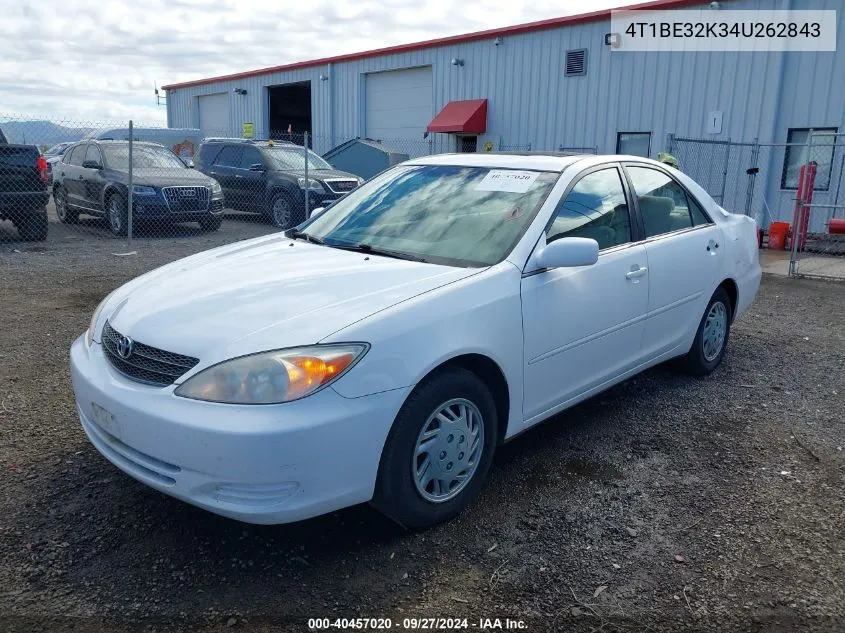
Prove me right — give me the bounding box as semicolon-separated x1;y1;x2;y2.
0;147;38;167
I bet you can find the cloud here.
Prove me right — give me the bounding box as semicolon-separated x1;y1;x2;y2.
0;0;628;126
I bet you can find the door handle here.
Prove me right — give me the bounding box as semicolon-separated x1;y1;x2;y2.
626;267;648;280
706;240;720;252
234;174;243;179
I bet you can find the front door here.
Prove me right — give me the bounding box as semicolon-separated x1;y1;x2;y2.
61;144;87;208
521;166;649;422
624;165;726;359
81;144;107;211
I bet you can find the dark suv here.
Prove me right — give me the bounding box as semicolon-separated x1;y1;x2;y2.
195;141;362;229
0;142;50;241
52;141;224;236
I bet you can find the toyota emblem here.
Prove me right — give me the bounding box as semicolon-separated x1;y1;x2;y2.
116;334;134;359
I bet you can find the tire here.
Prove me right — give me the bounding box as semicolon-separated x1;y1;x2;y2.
372;367;498;530
681;287;732;376
199;215;222;232
267;192;300;229
16;209;48;241
54;187;78;224
107;193;128;237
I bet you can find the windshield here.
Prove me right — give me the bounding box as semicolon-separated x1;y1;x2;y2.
303;164;558;267
264;147;332;171
101;145;187;170
45;143;70;156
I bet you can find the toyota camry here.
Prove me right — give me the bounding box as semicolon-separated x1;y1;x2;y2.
70;152;761;529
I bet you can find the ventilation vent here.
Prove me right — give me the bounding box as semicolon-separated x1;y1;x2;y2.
565;49;587;77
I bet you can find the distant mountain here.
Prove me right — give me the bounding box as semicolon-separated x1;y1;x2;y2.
0;120;94;148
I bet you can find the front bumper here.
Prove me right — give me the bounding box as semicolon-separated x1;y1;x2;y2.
131;195;224;219
69;335;408;524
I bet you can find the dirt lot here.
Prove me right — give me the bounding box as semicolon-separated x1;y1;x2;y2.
0;228;843;633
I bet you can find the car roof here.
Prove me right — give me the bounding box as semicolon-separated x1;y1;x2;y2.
409;152;683;173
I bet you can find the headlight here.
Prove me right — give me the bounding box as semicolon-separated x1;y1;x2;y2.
132;185;157;196
210;181;222;195
86;289;118;346
297;177;325;193
174;344;369;404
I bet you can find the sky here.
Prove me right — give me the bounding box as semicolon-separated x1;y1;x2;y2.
0;0;632;126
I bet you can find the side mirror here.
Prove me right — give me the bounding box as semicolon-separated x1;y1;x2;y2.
249;163;265;171
184;158;194;168
82;160;102;169
532;237;599;270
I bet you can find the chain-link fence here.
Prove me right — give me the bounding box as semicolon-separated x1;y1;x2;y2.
1;114;537;257
670;133;845;280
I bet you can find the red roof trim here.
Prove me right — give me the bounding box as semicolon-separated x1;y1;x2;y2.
162;0;705;91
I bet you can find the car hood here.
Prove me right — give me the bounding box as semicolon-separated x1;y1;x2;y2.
106;235;478;366
108;168;215;188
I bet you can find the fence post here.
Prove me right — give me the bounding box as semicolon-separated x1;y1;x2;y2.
745;137;759;218
666;132;675;155
127;120;133;244
303;131;310;220
718;138;731;205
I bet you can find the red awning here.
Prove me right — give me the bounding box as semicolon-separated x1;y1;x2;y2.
426;99;488;134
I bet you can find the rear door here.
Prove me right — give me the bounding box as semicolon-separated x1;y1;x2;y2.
237;146;266;212
209;145;243;208
61;144;87;207
624;164;726;359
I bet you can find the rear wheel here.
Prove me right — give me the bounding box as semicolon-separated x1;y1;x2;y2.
199;215;222;232
107;193;128;237
372;368;497;529
681;287;732;376
15;209;48;241
54;187;78;224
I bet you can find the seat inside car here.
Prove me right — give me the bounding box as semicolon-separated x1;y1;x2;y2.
638;195;675;236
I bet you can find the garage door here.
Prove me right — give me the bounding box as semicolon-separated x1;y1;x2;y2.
365;67;433;143
197;93;230;137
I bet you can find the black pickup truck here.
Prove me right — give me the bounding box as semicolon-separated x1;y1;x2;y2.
0;132;50;241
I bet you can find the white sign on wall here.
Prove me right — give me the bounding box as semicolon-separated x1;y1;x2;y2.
706;111;724;135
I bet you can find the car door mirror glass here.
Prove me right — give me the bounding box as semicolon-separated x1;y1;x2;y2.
533;237;599;269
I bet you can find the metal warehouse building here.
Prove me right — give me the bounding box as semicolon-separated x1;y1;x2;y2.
163;0;845;225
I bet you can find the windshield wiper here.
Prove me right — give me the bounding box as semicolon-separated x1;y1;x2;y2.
331;242;429;263
285;228;326;245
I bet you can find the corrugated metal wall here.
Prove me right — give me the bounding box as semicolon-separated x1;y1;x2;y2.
166;0;845;218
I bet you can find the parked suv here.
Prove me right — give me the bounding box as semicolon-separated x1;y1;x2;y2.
52;141;224;236
195;140;362;228
0;142;50;241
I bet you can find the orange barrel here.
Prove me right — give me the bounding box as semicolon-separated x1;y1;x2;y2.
829;218;845;234
768;222;790;249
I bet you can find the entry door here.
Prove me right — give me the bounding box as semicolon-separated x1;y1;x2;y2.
624;165;726;359
521;166;649;422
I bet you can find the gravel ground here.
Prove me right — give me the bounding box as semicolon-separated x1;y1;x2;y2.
0;228;843;633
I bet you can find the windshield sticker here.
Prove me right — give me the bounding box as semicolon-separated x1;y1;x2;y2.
475;170;539;193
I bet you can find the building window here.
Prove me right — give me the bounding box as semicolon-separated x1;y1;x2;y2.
565;49;587;77
616;132;651;158
782;127;838;190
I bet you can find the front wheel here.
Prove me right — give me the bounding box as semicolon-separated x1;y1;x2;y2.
681;287;732;376
107;193;128;237
372;368;497;530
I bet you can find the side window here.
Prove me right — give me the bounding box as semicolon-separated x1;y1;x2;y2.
627;166;695;238
547;168;631;250
66;145;86;166
214;145;243;168
688;195;712;226
239;147;263;170
84;145;102;166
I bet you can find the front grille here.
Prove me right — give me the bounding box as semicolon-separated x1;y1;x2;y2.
162;186;211;213
324;179;358;194
102;321;199;386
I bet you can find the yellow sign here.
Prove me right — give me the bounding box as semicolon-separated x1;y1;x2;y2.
242;122;255;139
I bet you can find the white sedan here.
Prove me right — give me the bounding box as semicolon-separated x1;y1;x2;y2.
70;153;761;529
